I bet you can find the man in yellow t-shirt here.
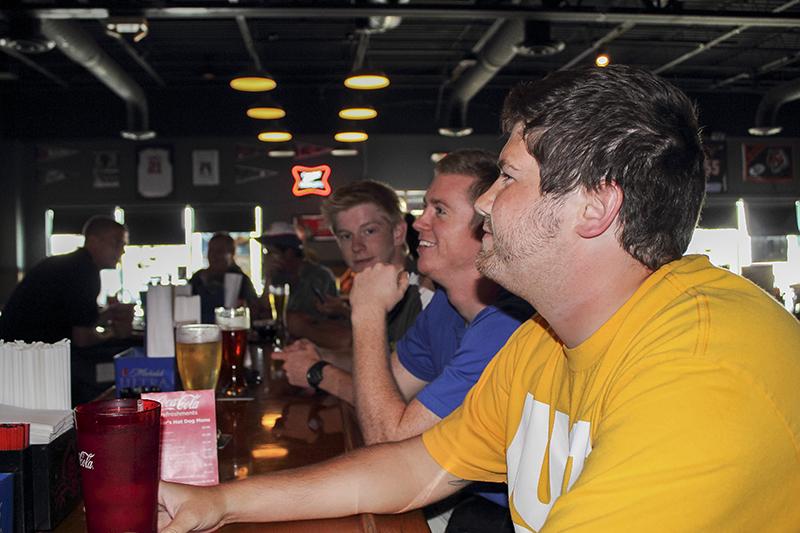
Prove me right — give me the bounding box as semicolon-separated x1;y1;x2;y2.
157;65;800;533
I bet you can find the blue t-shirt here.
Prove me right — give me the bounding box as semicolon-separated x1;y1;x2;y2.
396;288;531;506
397;288;529;418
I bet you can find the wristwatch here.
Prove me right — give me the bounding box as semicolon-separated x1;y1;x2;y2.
306;360;329;390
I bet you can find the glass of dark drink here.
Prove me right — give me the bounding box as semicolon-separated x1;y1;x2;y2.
74;398;161;533
215;306;251;397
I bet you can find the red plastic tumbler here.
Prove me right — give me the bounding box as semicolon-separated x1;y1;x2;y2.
74;399;161;533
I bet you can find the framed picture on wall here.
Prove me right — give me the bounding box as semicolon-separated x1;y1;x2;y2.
703;141;727;193
192;149;220;186
92;150;121;189
742;143;794;183
137;146;174;198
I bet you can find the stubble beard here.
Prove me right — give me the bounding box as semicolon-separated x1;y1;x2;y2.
475;199;563;295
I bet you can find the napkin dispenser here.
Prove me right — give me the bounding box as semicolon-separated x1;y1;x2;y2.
0;429;80;532
114;347;177;396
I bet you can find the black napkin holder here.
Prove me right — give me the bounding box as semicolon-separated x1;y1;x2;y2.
0;428;81;532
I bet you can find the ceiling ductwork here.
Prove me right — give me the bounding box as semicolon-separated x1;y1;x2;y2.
749;78;800;136
440;18;525;136
39;18;155;140
360;0;409;34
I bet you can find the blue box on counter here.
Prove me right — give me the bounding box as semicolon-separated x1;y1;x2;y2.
0;447;31;533
114;347;177;395
0;472;13;533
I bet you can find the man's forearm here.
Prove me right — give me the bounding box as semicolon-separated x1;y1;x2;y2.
351;311;407;444
232;438;451;521
161;437;461;532
320;365;354;405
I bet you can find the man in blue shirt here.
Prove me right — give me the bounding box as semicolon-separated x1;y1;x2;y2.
348;149;532;532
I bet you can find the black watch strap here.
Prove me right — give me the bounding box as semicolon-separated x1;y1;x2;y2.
306;360;329;390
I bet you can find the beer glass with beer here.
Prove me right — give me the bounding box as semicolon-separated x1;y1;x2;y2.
75;398;161;533
268;283;290;347
175;324;222;390
215;306;250;397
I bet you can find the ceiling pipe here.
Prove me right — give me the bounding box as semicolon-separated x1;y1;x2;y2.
235;15;263;72
440;18;525;136
558;21;634;71
39;18;155;140
0;44;68;87
104;26;166;87
655;0;800;75
749;78;800;136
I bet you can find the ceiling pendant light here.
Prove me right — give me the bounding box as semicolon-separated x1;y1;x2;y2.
334;130;368;143
230;73;277;92
258;127;292;143
247;101;286;120
344;70;390;90
338;102;377;120
595;52;611;68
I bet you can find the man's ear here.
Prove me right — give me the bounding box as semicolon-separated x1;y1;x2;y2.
393;221;407;247
576;181;623;239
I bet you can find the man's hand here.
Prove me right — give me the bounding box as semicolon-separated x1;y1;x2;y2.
108;302;135;338
350;264;409;317
271;339;322;389
158;481;227;533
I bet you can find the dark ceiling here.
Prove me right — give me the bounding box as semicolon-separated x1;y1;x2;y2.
3;1;800;140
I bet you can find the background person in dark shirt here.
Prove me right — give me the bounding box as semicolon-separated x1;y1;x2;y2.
0;216;134;405
0;215;131;345
189;232;269;323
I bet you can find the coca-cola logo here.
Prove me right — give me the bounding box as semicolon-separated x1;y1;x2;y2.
160;394;201;410
79;451;95;470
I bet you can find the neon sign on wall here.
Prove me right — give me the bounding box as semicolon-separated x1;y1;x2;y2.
291;165;332;197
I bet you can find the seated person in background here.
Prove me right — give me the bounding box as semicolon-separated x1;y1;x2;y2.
320;180;432;343
0;215;135;404
275;150;532;533
328;184;434;321
159;66;800;533
274;179;430;399
189;232;269;323
258;221;340;347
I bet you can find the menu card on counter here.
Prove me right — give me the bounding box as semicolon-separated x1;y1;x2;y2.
141;390;218;486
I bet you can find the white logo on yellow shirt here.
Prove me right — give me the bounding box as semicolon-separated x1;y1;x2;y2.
507;394;592;532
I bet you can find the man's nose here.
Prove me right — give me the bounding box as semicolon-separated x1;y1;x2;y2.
413;210;430;231
351;236;366;252
475;179;500;217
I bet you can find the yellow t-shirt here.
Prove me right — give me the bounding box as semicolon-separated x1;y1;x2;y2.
423;255;800;532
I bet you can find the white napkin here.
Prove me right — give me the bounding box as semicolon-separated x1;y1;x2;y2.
174;295;201;326
146;285;175;358
0;340;71;411
224;273;243;308
0;403;73;445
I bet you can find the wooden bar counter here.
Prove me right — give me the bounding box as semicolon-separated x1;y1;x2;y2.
53;342;429;532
